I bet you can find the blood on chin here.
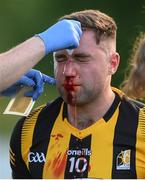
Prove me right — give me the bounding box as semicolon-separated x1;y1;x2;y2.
65;91;77;105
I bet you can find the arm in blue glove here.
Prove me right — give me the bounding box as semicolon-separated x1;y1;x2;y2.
36;19;82;54
1;69;56;101
0;19;82;92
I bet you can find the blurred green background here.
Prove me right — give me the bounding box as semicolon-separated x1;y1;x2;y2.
0;0;145;178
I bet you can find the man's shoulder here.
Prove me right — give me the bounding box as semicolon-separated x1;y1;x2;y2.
14;97;64;133
113;87;145;109
122;95;145;110
118;95;145;121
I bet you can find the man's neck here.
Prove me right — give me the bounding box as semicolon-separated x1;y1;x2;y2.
67;89;115;130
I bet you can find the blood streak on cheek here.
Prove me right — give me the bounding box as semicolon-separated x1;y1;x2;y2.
64;77;76;103
64;77;77;127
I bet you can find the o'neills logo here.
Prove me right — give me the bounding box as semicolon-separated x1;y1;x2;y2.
67;148;91;156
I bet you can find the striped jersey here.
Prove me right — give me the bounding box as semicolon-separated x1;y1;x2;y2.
10;88;145;179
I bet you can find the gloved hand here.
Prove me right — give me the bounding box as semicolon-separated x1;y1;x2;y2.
1;69;56;101
36;19;82;55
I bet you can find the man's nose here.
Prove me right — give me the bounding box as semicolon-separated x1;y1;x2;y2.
63;60;77;77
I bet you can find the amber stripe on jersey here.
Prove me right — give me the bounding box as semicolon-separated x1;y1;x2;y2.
136;107;145;178
21;105;46;169
10;147;15;166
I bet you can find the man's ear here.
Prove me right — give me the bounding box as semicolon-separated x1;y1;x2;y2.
108;52;120;75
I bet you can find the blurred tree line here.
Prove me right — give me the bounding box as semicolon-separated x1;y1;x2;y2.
0;0;145;85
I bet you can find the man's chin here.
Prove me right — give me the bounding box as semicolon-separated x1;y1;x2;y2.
64;96;77;105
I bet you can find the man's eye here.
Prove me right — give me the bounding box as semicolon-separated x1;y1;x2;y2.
76;57;90;62
55;56;67;62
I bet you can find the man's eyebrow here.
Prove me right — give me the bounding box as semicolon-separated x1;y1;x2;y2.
73;52;91;58
54;53;66;57
54;51;93;60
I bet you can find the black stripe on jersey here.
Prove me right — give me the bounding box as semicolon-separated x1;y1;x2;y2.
62;102;67;120
103;92;121;122
29;97;63;178
64;134;91;179
112;97;140;178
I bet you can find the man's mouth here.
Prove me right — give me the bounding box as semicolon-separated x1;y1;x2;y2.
63;82;80;91
63;78;75;91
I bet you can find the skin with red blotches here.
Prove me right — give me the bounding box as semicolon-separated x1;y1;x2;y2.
64;77;78;127
64;77;76;104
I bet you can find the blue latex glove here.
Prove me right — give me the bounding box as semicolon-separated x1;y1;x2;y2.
36;19;82;55
1;69;56;101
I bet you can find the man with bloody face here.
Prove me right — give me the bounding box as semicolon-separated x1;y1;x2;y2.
9;9;145;179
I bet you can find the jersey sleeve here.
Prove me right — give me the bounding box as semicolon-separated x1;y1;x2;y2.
137;107;145;178
9;117;31;178
139;107;145;140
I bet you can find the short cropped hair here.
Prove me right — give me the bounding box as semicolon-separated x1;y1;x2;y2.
59;9;117;44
